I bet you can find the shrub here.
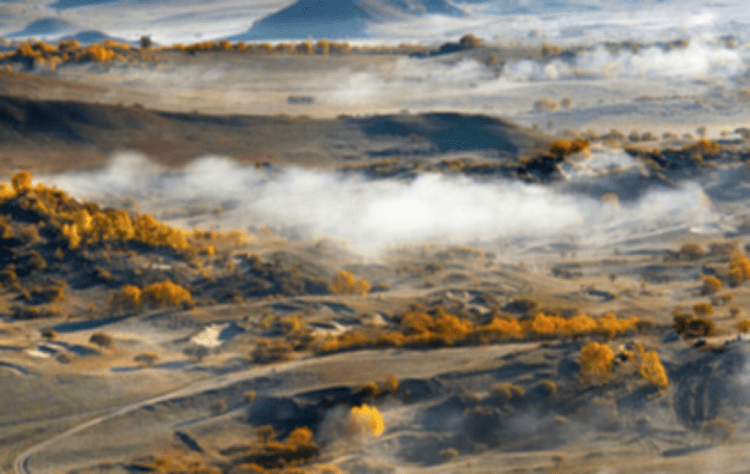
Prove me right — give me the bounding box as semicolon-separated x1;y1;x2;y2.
687;317;716;337
347;404;385;437
432;312;473;344
701;275;723;294
90;332;114;348
701;418;735;442
534;97;558;112
459;33;482;49
728;250;750;286
11;170;32;193
692;302;715;317
489;382;525;404
632;343;669;389
400;311;433;334
549;138;589;157
109;285;142;312
41;328;57;339
252;338;294;363
354;382;380;399
533;379;558;397
683;138;722;155
380;374;399;394
315;39;330;54
134;352;159;367
287;426;313;447
673;313;692;335
678;242;706;260
329;269;371;296
141;281;193;308
738;319;750;332
579;342;615;385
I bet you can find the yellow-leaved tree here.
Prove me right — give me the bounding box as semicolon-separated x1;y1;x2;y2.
579;341;615;385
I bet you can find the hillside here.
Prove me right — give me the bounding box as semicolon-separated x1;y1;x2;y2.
231;0;463;40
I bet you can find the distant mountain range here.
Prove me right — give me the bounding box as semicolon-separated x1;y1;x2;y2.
230;0;465;40
6;16;129;45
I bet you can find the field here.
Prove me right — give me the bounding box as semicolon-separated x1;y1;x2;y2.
2;34;750;474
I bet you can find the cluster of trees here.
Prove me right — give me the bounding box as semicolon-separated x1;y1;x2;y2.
548;138;590;157
0;39;134;70
169;39;353;55
328;269;371;296
315;309;640;354
109;281;193;312
1;172;200;253
682;138;722;156
578;341;669;389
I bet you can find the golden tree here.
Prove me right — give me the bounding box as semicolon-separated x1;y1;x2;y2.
329;269;371;296
347;404;385;437
141;281;193;308
632;343;669;389
579;342;615;385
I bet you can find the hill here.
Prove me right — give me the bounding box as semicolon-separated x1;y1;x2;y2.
230;0;463;40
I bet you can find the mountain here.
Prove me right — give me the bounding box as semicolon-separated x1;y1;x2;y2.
7;18;79;39
230;0;464;40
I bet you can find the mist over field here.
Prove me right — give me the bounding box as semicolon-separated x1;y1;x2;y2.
44;153;716;255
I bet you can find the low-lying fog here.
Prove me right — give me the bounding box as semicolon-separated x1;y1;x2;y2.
44;153;719;256
45;36;750;134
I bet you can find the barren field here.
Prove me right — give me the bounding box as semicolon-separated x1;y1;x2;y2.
2;32;750;474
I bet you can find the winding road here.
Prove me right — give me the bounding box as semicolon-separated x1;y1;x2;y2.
12;342;540;474
11;359;305;474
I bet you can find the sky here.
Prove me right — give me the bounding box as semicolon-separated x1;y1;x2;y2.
1;0;749;46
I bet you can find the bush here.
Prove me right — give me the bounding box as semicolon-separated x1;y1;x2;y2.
488;382;525;404
701;275;723;294
683;138;722;155
329;269;371;296
532;379;558;397
252;338;294;363
534;97;558;112
459;33;482;49
134;352;159;367
108;285;142;312
687;318;716;337
347;404;385;437
11;171;32;193
579;342;615;385
728;250;750;286
549;138;589;157
692;302;715;317
678;242;707;260
354;382;380;399
632;343;669;389
380;374;399;394
90;332;114;348
701;418;735;442
141;281;193;308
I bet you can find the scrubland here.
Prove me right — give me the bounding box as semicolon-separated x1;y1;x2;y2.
3;36;750;474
